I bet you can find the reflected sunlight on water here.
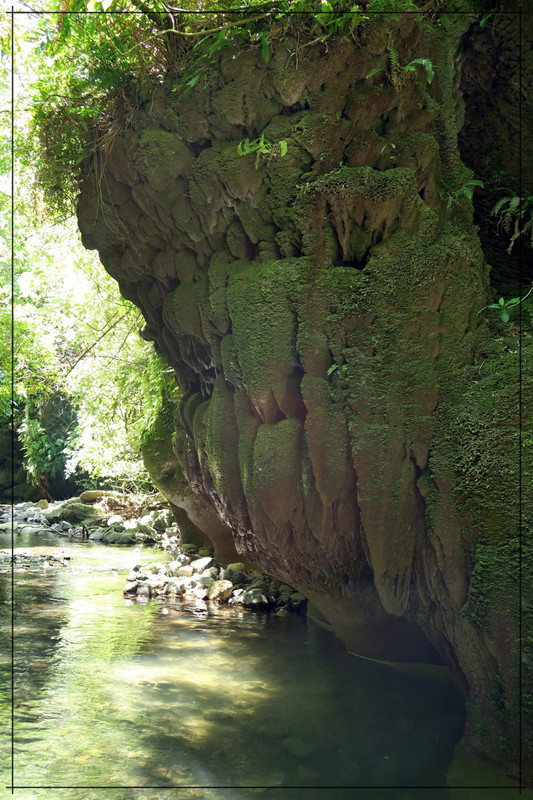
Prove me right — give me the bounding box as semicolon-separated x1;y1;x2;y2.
0;530;529;800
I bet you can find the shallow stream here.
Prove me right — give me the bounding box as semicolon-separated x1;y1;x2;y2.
0;527;524;800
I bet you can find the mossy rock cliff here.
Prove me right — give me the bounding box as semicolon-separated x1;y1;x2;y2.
77;12;531;782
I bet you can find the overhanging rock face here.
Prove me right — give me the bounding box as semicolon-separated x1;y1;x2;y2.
77;16;528;779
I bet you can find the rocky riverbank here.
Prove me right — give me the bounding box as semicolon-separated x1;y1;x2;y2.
1;493;307;614
123;551;307;613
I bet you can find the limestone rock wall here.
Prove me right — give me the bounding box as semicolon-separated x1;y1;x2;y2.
77;15;528;779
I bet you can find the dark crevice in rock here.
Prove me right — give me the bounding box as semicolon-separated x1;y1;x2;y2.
376;113;389;137
187;139;212;156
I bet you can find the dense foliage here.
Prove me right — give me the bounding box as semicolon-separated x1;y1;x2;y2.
2;205;177;492
1;16;178;495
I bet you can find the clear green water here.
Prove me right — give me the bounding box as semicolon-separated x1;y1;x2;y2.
0;530;525;800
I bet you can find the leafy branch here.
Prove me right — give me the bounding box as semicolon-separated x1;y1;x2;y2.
479;284;533;323
365;36;434;89
490;192;533;254
438;178;484;209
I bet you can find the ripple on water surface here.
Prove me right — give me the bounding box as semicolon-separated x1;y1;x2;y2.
0;531;527;800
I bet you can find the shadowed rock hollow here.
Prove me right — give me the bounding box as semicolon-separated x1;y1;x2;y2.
76;12;532;781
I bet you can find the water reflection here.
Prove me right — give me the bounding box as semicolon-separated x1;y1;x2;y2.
0;532;527;800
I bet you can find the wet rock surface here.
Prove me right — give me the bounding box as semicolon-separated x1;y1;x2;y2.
0;549;71;571
123;542;306;614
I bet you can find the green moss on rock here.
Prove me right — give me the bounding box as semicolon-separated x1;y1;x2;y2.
134;128;192;192
203;375;246;515
226;258;302;420
45;501;99;525
252;419;303;528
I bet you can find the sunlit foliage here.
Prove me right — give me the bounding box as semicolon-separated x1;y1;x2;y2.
2;16;178;493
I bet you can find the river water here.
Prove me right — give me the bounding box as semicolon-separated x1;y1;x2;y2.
0;528;524;800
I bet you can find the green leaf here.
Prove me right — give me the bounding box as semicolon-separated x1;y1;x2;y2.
466;179;485;188
491;197;510;216
500;309;510;322
365;67;385;80
327;364;338;376
404;58;434;84
279;140;288;157
186;74;200;89
480;9;497;27
498;297;505;306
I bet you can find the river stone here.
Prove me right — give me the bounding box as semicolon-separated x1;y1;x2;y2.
147;576;168;590
207;579;233;601
180;544;198;554
45;502;99;525
79;490;106;503
123;581;138;594
136;522;157;537
151;510;172;530
178;565;194;577
221;564;250;585
242;587;270;609
250;580;269;595
165;579;182;596
190;556;216;572
136;583;152;598
89;527;106;540
201;566;219;580
171;553;191;566
289;592;307;611
107;514;124;526
198;575;215;588
103;530;136;544
167;559;185;575
36;498;49;509
17;524;40;535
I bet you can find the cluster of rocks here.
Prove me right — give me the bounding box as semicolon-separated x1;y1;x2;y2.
2;496;307;615
123;545;307;613
1;494;180;548
0;549;71;571
0;499;50;534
